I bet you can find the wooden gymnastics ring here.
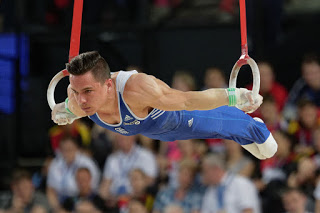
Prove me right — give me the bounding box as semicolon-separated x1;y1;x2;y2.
47;69;69;110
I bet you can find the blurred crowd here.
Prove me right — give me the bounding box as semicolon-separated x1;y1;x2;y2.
0;52;319;213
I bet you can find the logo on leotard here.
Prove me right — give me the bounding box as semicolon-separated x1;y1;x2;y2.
124;115;133;121
124;120;141;126
188;118;194;127
114;127;129;134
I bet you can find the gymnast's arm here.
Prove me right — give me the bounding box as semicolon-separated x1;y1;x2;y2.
124;73;229;111
66;84;87;117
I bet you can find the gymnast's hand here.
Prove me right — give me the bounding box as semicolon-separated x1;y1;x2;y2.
226;88;263;113
236;88;263;113
51;102;79;125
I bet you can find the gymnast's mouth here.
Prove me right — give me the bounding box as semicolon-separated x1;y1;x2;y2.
81;107;91;111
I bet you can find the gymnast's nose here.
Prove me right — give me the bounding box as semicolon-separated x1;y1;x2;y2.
77;94;87;105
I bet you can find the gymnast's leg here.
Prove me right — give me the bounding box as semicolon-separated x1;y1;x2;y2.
184;106;278;159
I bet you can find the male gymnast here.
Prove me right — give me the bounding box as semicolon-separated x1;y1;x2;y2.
51;51;277;160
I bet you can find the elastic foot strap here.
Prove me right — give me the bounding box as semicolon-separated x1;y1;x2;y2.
227;88;237;106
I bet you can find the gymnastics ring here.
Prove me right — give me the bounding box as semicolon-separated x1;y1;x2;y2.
229;54;260;99
47;69;69;110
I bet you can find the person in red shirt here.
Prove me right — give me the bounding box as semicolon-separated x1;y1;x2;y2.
247;61;288;117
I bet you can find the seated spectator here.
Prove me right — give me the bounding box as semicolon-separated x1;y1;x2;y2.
201;154;261;213
153;159;202;213
224;139;255;178
32;156;54;193
61;167;109;213
202;67;227;90
287;157;317;200
259;95;286;132
167;139;198;188
284;53;320;121
282;187;313;213
47;136;100;211
48;119;91;153
259;130;296;186
0;169;50;213
99;134;157;199
129;168;155;212
247;61;288;117
171;70;197;92
90;124;115;169
287;99;320;152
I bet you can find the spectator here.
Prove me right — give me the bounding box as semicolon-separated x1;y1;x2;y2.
202;67;227;90
0;169;50;213
224;139;255;178
153;159;202;213
287;100;320;152
287;157;317;200
284;53;320;121
201;153;261;213
32;156;54;193
167;139;198;188
129;168;155;212
246;61;288;116
48;119;91;153
99;134;157;199
259;130;295;187
61;167;108;213
47;135;100;211
171;70;197;92
90;124;115;169
282;187;313;213
259;95;285;132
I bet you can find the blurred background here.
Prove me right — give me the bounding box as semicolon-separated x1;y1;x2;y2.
1;0;320;213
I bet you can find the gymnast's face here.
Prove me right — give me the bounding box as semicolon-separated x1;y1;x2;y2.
69;71;110;115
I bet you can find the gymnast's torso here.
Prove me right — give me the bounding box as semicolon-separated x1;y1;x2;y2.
89;70;188;141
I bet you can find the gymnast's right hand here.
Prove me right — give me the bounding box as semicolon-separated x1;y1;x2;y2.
226;88;263;113
51;102;79;125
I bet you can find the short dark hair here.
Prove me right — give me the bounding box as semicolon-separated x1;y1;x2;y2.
11;169;32;184
66;51;111;84
302;52;320;66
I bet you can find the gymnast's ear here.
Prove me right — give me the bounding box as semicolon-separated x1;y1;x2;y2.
104;78;113;87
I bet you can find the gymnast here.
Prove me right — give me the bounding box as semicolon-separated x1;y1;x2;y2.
51;51;277;160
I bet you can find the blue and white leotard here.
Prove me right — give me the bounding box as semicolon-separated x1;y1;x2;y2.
89;71;270;145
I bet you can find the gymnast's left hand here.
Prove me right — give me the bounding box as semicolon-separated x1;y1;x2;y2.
51;102;79;125
235;88;263;113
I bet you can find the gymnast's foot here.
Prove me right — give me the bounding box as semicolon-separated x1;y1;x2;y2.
241;117;278;160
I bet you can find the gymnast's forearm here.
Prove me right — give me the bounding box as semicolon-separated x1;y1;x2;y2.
183;88;229;111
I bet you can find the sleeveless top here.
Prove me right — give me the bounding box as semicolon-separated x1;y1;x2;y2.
89;71;182;141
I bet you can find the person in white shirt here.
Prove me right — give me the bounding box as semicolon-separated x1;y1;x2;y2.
46;135;101;211
200;154;261;213
99;134;157;199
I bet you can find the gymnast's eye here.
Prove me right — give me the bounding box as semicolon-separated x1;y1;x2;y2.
85;90;92;94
